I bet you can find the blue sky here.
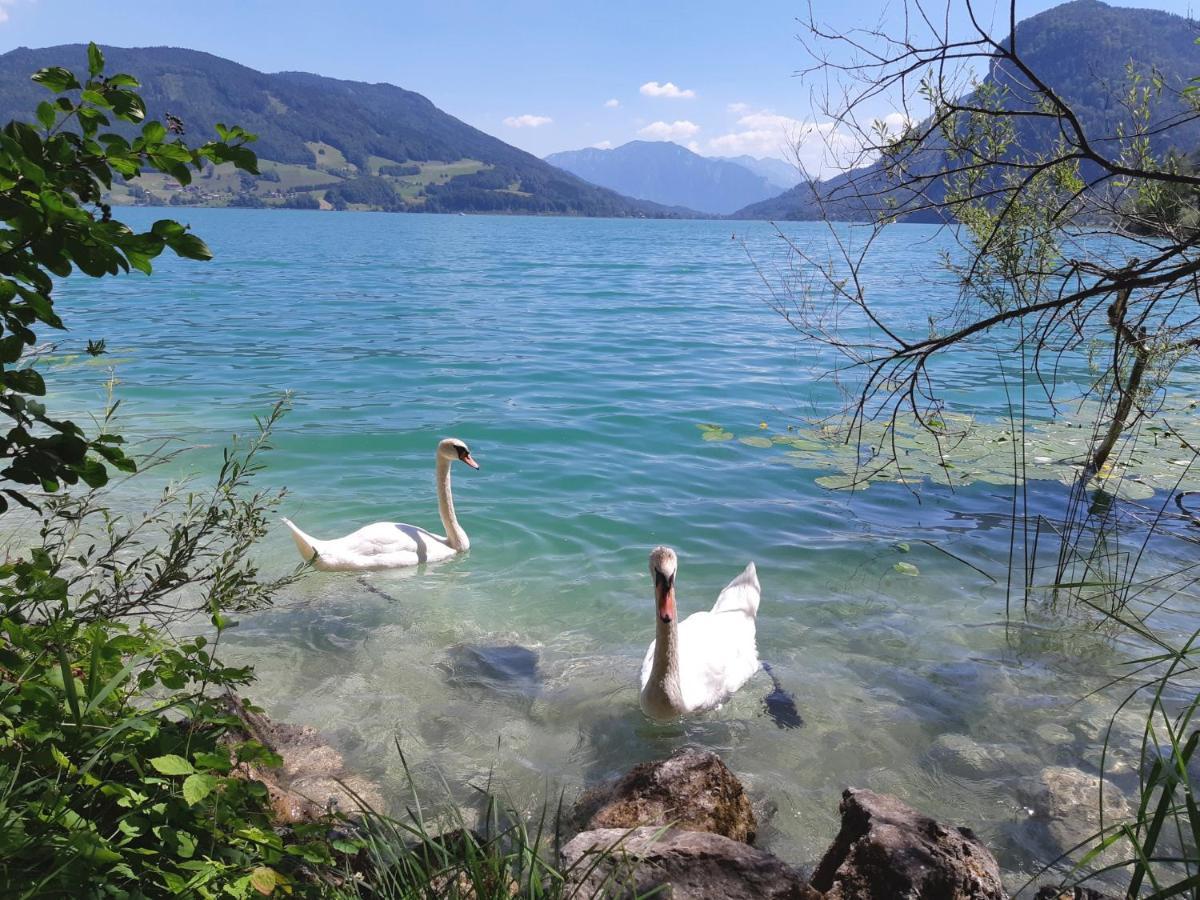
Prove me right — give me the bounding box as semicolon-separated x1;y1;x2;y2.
1;0;1196;173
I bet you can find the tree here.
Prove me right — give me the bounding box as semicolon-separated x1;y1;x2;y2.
769;2;1200;488
0;42;257;512
774;3;1200;892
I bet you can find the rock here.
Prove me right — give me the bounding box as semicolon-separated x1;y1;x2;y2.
222;693;385;824
1033;888;1115;900
573;748;757;843
810;788;1007;900
926;733;1016;780
1016;766;1131;854
561;827;819;899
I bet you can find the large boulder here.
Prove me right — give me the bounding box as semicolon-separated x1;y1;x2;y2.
561;827;819;899
222;693;385;824
573;748;757;843
810;788;1007;900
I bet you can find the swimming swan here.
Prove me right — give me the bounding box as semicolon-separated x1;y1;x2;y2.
639;546;760;720
282;438;479;571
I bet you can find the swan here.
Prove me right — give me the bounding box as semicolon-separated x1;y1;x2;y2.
639;546;761;721
282;437;479;571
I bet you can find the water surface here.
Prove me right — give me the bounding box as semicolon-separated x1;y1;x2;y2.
46;209;1196;888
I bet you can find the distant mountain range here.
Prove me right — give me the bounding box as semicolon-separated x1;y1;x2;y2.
731;0;1200;221
544;141;791;215
0;45;696;217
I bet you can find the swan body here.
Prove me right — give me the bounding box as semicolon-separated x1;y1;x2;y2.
283;438;479;572
639;547;760;720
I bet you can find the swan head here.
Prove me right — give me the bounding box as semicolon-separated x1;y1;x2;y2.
438;437;479;469
649;546;677;624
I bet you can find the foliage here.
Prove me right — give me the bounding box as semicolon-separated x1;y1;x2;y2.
0;402;339;898
0;43;257;514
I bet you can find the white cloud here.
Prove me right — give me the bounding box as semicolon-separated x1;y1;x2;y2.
705;109;860;179
640;81;696;100
604;98;620;109
879;112;914;132
638;120;700;141
727;102;750;115
503;114;553;128
686;140;701;154
0;0;23;23
592;140;614;150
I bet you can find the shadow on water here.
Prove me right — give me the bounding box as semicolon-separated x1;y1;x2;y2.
761;662;804;729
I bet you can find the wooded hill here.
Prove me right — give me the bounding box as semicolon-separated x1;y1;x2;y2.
0;44;695;217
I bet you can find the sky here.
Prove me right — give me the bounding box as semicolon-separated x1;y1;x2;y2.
0;0;1196;175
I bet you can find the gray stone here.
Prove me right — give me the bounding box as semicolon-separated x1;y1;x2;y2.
810;788;1007;900
573;748;757;843
926;733;1020;779
561;827;819;899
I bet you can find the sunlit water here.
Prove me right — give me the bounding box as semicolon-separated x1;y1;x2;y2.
40;209;1200;889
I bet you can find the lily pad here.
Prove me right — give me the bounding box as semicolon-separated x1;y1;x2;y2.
893;561;920;576
738;436;773;448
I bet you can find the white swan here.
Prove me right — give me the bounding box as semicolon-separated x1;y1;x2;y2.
282;438;479;571
639;546;761;721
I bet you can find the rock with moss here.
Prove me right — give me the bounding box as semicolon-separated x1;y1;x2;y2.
572;747;757;843
223;693;385;824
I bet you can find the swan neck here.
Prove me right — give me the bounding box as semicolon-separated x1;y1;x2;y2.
649;615;680;693
436;456;469;551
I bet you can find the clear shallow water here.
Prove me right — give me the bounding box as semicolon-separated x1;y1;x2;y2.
42;209;1199;887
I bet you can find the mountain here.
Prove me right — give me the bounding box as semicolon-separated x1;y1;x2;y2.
0;44;694;217
732;0;1200;221
714;155;802;192
545;141;780;215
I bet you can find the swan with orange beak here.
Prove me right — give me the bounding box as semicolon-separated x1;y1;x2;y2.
639;546;761;721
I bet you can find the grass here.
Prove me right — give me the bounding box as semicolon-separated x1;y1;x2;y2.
333;745;663;899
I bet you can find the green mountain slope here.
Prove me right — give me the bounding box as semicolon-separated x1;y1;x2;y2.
0;44;694;217
733;0;1200;221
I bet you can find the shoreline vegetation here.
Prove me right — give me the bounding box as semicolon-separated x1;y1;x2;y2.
4;3;1200;894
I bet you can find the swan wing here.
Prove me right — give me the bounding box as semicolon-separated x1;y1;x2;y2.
297;521;457;570
676;608;760;711
709;561;760;618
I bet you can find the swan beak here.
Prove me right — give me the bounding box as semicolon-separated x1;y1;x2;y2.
654;572;676;623
462;453;480;470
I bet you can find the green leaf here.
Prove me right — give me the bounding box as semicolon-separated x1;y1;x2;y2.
36;101;55;130
141;121;167;144
148;754;194;776
87;43;105;78
32;67;80;93
893;561;920;576
168;233;212;261
181;772;217;805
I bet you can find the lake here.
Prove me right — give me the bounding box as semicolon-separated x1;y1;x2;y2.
46;208;1193;889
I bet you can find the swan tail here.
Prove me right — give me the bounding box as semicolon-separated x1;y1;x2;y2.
281;517;319;563
711;561;761;617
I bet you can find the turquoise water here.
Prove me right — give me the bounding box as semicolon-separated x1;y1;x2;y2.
44;209;1194;886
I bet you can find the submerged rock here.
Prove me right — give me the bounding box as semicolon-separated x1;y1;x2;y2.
573;747;757;843
1017;766;1131;857
926;733;1034;780
222;693;385;824
561;827;818;899
810;788;1007;899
